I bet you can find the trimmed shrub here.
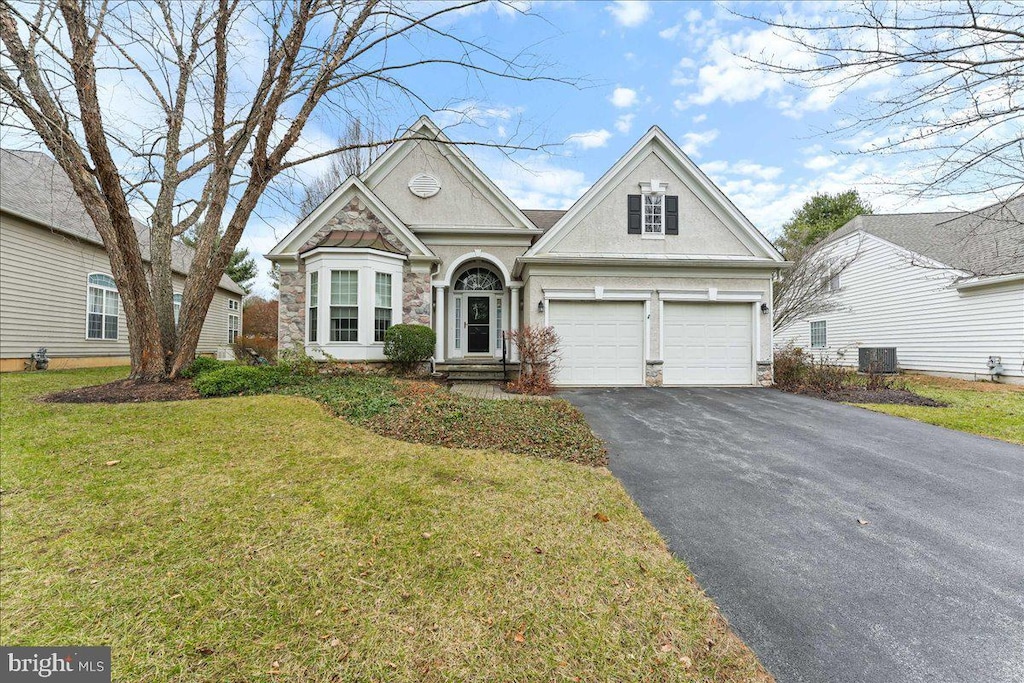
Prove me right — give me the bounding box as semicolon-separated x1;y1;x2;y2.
232;334;278;365
383;324;435;370
180;356;224;379
193;364;289;397
278;348;320;377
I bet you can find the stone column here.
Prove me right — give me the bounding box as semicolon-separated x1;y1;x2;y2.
509;283;522;363
433;284;446;362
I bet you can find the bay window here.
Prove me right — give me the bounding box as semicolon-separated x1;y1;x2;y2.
374;272;393;342
308;271;319;342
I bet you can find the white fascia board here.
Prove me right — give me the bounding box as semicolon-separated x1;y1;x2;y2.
265;176;435;260
360;116;536;231
518;254;791;268
955;272;1024;290
524;127;785;262
300;247;407;262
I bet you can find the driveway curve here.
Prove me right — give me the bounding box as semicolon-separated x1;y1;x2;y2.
561;387;1024;683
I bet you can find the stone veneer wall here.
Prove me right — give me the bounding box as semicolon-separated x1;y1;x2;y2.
756;361;773;387
278;197;433;349
645;360;664;387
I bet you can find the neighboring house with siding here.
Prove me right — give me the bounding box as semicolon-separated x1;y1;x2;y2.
0;149;245;371
775;197;1024;384
267;116;789;387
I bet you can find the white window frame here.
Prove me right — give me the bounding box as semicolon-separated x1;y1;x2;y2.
639;179;667;240
810;320;827;349
85;273;119;340
374;272;393;343
330;270;359;343
307;271;319;343
228;298;240;344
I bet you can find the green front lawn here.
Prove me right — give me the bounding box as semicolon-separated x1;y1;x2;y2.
1;368;769;682
854;374;1024;444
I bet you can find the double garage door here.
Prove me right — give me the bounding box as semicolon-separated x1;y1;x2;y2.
548;300;754;386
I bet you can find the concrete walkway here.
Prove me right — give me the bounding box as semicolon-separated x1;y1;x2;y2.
450;383;550;400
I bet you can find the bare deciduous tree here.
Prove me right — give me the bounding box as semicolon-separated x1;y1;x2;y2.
0;0;565;381
297;118;379;218
773;239;861;333
740;1;1024;201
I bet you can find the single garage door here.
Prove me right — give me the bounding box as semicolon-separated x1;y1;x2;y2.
548;300;645;386
663;302;754;385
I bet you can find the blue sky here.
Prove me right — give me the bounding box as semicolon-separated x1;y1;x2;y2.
240;0;988;295
0;0;986;296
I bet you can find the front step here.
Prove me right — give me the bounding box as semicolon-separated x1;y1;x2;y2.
436;361;519;383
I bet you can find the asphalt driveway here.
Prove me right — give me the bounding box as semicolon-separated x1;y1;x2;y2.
562;387;1024;683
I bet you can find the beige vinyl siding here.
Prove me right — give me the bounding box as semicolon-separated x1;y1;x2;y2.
1;213;241;360
775;232;1024;381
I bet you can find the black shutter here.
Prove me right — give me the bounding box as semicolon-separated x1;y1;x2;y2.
665;195;679;235
627;194;641;234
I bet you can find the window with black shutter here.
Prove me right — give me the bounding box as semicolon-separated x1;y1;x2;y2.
627;194;642;234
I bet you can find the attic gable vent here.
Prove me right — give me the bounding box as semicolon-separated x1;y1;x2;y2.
408;173;441;198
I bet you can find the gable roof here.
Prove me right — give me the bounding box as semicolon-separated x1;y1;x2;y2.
360;116;536;231
266;175;435;260
0;149;244;295
829;196;1024;276
523;127;786;262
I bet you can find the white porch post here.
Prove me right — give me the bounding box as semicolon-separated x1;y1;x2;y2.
509;283;522;363
433;284;446;362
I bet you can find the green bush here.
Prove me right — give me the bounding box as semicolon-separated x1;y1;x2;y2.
193;364;289;397
383;324;435;369
180;356;224;379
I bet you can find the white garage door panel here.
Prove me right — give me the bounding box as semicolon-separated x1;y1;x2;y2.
663;303;754;385
549;301;644;386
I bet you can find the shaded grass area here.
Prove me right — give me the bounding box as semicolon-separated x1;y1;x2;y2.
853;373;1024;445
1;368;770;682
279;377;607;466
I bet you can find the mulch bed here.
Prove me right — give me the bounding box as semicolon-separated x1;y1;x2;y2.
40;379;199;404
796;387;947;406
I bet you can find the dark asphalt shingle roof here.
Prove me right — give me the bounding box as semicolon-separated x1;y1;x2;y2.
829;197;1024;276
522;209;566;232
0;149;245;294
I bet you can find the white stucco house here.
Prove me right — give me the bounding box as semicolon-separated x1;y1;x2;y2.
775;198;1024;384
267;116;789;387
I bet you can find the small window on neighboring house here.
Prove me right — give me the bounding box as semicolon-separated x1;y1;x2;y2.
308;271;319;342
86;273;119;340
824;266;841;292
644;193;663;234
330;270;358;342
173;294;182;325
374;272;392;342
227;299;240;344
810;320;827;349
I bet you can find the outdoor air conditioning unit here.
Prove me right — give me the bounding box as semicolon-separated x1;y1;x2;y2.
858;347;898;374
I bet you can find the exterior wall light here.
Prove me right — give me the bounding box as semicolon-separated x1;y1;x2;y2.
538;300;545;313
760;303;769;314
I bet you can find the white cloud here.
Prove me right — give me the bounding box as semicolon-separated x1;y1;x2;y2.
691;113;707;124
483;153;590;210
606;1;652;28
679;129;718;157
804;155;837;171
685;8;702;23
567;129;613;149
615;114;635;134
610;87;638;108
659;24;681;40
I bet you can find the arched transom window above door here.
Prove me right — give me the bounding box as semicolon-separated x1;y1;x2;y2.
454;267;502;292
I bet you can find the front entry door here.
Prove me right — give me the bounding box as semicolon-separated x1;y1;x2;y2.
467;295;490;353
